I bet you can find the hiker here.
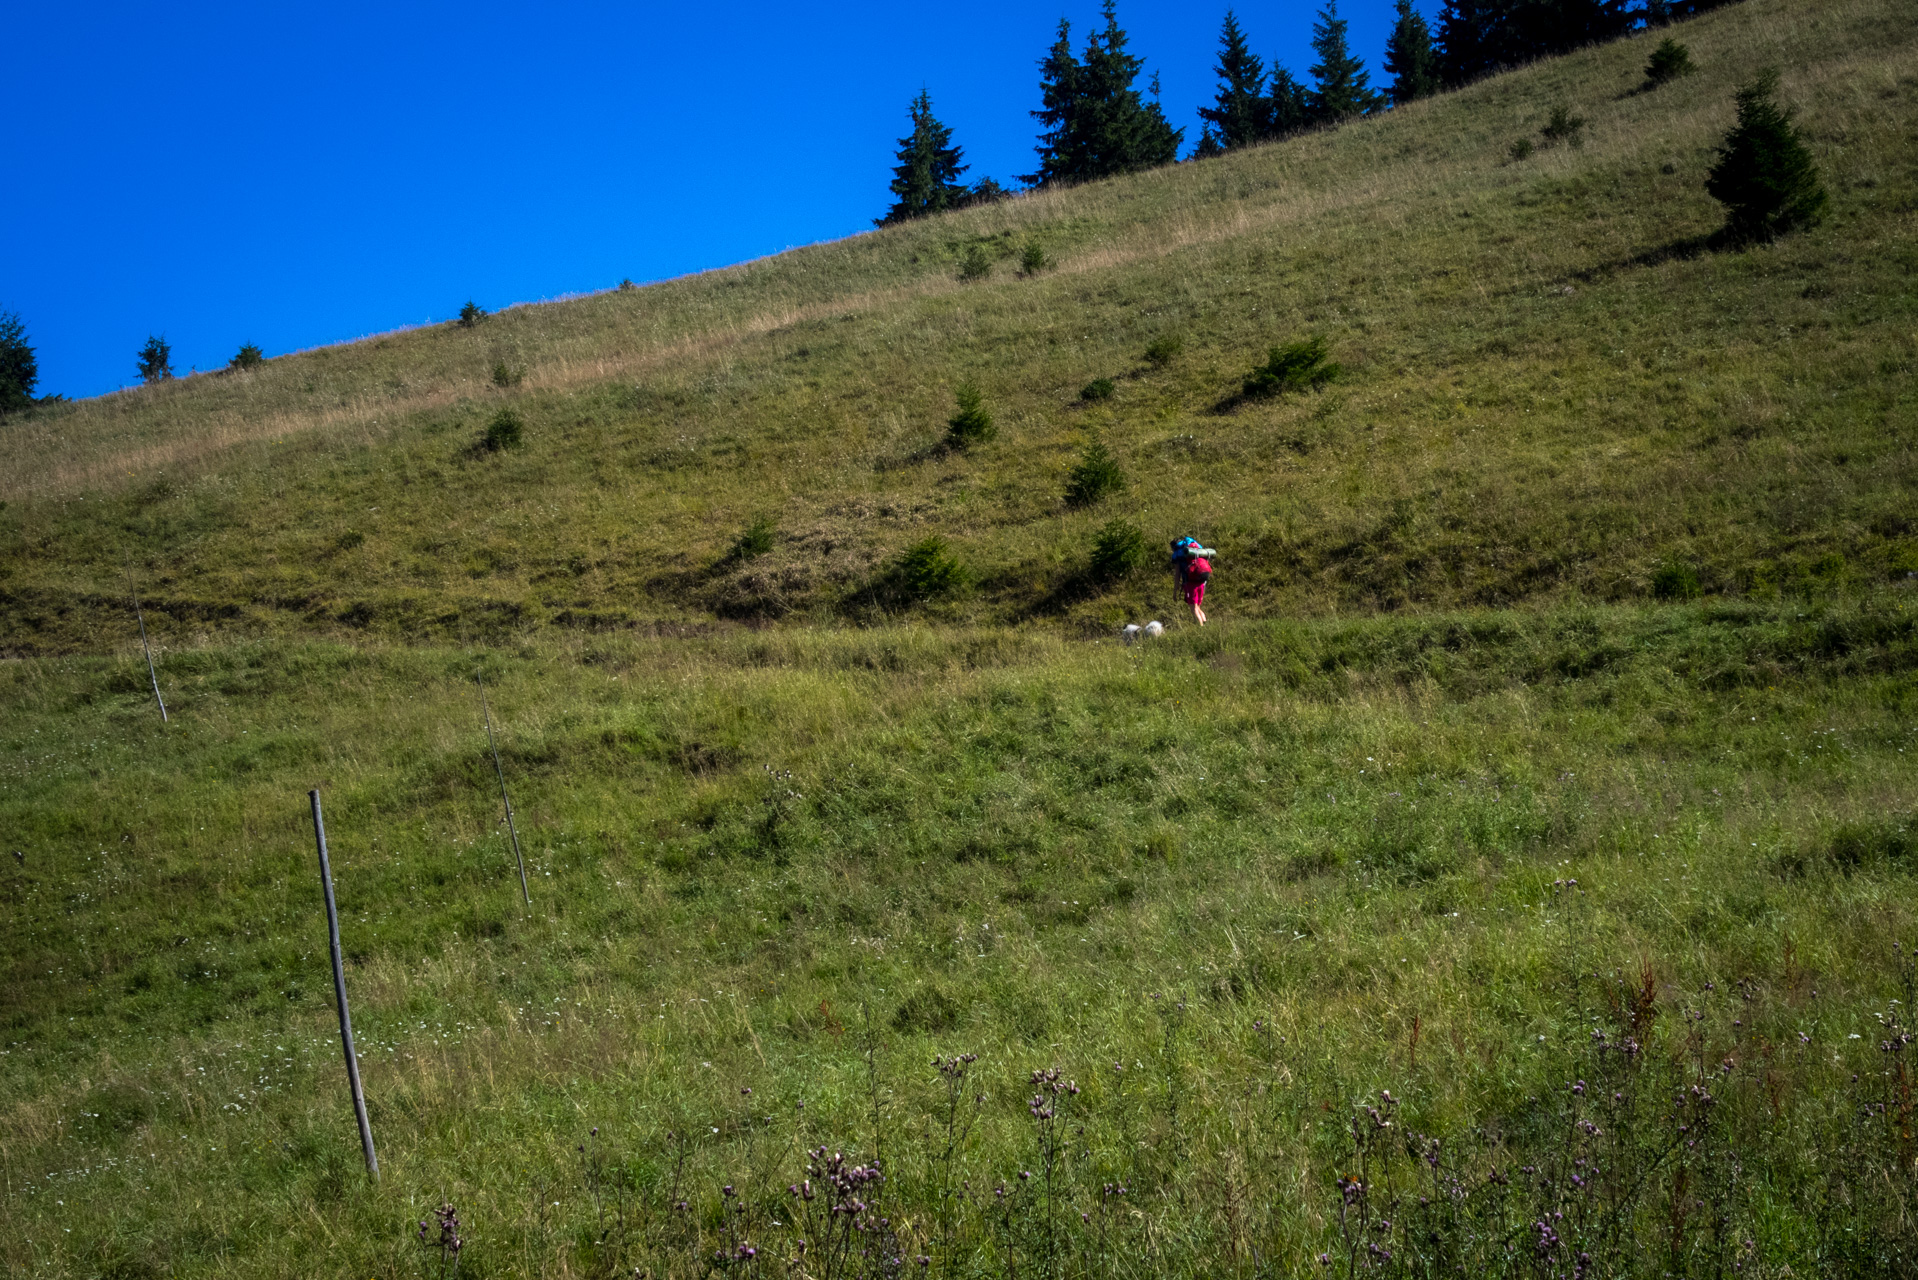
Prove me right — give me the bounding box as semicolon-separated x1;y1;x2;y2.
1169;537;1215;626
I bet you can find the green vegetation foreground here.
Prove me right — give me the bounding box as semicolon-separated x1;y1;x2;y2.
3;608;1915;1275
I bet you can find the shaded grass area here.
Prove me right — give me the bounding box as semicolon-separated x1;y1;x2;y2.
1;605;1914;1275
2;0;1915;652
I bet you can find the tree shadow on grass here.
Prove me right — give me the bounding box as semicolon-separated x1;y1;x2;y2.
1572;230;1726;283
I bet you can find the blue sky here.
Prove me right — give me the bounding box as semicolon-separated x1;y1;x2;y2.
5;1;1426;399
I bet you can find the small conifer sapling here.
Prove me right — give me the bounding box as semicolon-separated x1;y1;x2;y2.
482;408;524;452
229;343;265;371
1706;69;1827;243
457;301;486;328
1539;104;1586;148
1066;438;1126;506
1644;38;1694;87
1243;336;1341;399
1090;519;1146;582
946;383;996;449
894;536;969;601
958;245;993;281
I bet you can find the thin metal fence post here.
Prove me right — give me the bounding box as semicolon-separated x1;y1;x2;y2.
477;671;532;907
131;591;167;723
310;789;379;1180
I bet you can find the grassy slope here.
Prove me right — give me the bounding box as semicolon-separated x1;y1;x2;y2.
2;0;1914;652
2;1;1917;1276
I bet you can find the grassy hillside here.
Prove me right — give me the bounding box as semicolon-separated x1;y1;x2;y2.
3;0;1914;652
3;1;1917;1276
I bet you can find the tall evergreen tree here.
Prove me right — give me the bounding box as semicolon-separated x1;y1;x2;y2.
1025;19;1087;186
0;312;37;413
1026;2;1180;186
1383;0;1441;104
1436;0;1514;86
877;90;970;226
1514;0;1630;58
1197;11;1270;150
1268;64;1312;137
1307;1;1381;123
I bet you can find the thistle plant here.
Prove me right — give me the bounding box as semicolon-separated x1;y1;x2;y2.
1025;1066;1079;1276
417;1202;464;1278
930;1054;981;1272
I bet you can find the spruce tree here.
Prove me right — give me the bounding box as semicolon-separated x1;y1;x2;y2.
0;312;38;413
1706;69;1827;243
1026;2;1180;185
1515;0;1629;58
1307;2;1381;124
136;335;173;385
1197;11;1270;151
1383;0;1441;105
877;90;970;226
1025;19;1087;185
1436;0;1514;86
1268;65;1312;137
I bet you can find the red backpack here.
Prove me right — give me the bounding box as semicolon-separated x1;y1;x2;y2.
1184;556;1212;584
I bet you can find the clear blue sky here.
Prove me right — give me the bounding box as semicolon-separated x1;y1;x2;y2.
5;1;1426;399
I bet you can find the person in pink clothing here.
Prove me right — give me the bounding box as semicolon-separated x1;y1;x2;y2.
1169;537;1215;626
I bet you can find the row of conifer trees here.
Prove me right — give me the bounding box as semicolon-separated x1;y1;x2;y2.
878;0;1744;224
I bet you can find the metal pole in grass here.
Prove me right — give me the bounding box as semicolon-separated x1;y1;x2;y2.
477;670;532;907
309;789;379;1181
129;584;167;723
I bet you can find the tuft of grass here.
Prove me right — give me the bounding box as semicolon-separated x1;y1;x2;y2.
730;515;776;561
1142;334;1184;366
891;985;959;1033
1242;335;1341;399
1078;377;1115;402
1508;136;1536;161
1652;559;1703;600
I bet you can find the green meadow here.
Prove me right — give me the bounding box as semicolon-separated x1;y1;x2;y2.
2;0;1916;1274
